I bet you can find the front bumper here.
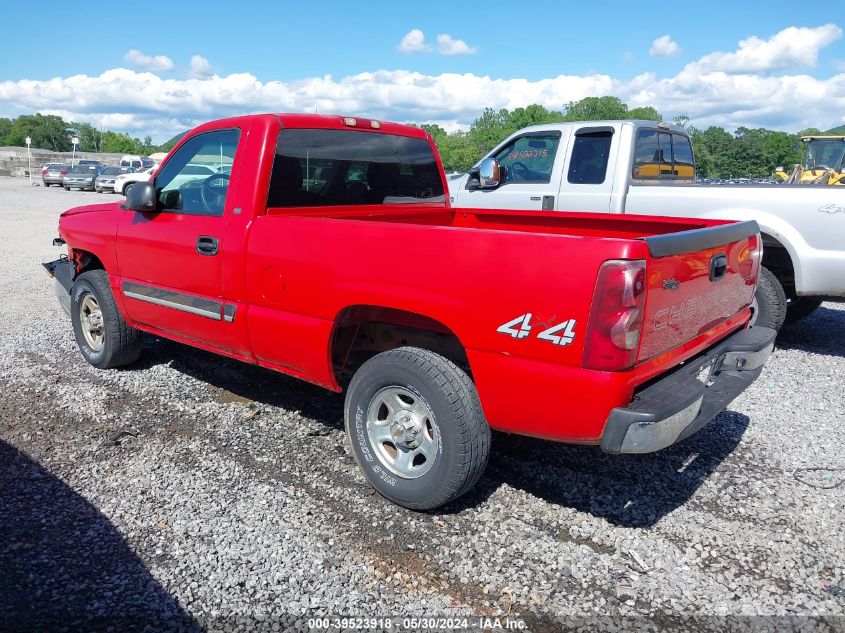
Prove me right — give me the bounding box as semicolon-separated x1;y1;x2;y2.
601;326;776;454
43;258;74;315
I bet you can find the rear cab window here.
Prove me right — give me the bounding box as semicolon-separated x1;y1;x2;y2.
633;129;695;183
267;129;445;208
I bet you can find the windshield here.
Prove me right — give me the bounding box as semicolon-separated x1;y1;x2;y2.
267;128;444;207
806;139;845;170
70;165;97;174
102;167;128;175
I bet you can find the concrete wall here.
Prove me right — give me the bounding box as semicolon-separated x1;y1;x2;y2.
0;147;127;177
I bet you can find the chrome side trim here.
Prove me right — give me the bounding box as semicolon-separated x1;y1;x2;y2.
223;304;237;323
122;281;222;321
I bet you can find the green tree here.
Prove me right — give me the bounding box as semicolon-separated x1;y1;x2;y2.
5;113;71;151
562;96;629;121
101;130;138;154
626;106;662;121
0;117;12;145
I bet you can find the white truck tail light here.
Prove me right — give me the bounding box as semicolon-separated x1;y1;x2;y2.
583;259;647;371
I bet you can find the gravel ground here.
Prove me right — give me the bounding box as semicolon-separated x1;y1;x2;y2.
0;176;843;632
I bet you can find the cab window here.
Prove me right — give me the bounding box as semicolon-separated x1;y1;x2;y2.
154;129;240;216
494;134;560;184
567;130;613;185
633;129;695;182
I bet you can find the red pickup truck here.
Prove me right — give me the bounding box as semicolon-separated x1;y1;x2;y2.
45;113;775;510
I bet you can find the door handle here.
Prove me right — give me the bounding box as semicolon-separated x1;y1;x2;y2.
196;236;219;256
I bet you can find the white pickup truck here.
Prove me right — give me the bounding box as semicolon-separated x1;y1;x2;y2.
448;120;845;329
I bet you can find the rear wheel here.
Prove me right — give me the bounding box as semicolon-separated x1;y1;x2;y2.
750;266;787;331
785;297;823;324
70;270;141;369
344;347;490;510
123;183;134;196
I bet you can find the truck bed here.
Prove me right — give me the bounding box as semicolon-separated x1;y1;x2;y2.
267;204;720;241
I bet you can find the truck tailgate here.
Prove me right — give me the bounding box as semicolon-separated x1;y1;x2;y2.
637;221;760;362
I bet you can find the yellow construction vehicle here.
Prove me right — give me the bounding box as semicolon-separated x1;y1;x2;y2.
774;136;845;185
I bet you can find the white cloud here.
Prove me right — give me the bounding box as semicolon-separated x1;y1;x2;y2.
189;55;213;79
2;25;844;141
650;35;680;57
398;29;476;55
124;49;174;72
436;34;476;56
398;29;429;54
693;24;842;73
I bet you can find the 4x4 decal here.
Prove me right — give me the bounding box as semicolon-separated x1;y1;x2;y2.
497;313;576;346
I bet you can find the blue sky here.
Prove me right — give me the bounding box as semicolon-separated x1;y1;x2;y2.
1;1;844;140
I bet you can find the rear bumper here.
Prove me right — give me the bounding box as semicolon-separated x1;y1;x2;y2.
601;326;776;454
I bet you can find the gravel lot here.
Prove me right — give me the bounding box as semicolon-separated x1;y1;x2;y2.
0;176;843;632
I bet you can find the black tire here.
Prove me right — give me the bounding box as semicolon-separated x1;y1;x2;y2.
751;266;787;331
345;346;490;510
785;297;823;324
123;183;133;197
64;186;69;191
70;270;141;369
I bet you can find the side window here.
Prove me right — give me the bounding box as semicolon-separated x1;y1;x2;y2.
633;129;695;181
494;134;560;184
154;129;240;216
567;131;612;185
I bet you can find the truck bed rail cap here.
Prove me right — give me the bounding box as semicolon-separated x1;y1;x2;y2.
642;220;760;258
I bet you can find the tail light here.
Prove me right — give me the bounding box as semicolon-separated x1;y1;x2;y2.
741;233;761;282
583;259;647;371
42;169;48;175
60;170;68;176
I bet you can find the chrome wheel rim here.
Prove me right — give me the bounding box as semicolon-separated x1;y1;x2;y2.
80;294;105;351
366;386;439;479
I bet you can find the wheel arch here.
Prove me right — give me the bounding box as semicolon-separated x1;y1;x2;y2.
69;248;106;276
329;305;472;385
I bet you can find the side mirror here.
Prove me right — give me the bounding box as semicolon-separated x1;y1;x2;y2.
125;181;157;212
478;158;501;188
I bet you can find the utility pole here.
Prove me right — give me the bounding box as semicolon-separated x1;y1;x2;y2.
25;136;32;185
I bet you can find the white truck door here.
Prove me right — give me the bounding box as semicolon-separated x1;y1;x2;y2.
454;130;568;210
555;125;620;213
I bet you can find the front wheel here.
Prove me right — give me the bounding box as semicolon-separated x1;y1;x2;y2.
750;266;787;331
344;347;490;510
70;270;141;369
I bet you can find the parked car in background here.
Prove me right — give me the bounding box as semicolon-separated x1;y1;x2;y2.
41;163;67;187
77;160;103;167
113;166;157;196
95;166;135;193
120;155;144;169
63;164;105;191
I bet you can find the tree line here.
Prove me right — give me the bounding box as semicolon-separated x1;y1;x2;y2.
0;113;164;155
415;96;830;178
1;98;833;177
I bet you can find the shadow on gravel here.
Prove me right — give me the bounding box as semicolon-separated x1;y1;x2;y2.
135;337;346;426
447;412;750;528
136;338;752;528
777;305;845;359
0;440;201;632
